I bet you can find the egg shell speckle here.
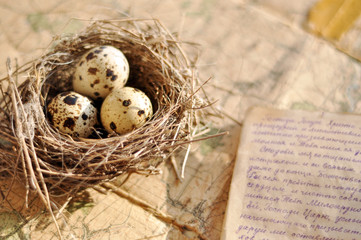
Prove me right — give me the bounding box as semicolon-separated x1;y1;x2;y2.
73;45;130;100
100;87;153;135
47;91;98;137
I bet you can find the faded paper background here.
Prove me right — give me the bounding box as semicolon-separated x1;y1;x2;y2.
1;0;361;239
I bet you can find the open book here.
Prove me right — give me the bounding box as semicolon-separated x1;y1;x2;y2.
222;107;361;240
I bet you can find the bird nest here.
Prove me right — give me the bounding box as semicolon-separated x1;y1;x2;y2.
0;19;214;213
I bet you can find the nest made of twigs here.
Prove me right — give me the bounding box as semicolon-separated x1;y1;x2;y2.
0;19;212;210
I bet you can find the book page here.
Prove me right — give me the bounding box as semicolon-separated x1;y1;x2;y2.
222;106;361;240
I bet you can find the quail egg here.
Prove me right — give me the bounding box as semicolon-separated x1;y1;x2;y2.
101;87;153;135
73;45;130;100
47;91;98;137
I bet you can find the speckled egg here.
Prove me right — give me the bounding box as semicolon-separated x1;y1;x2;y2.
47;91;98;137
73;45;130;100
101;87;153;135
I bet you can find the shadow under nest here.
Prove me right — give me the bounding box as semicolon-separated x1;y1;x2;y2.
0;19;210;208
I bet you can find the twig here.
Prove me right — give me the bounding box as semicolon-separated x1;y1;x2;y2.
101;182;208;240
7;59;63;240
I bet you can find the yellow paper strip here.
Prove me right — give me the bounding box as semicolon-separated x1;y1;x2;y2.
308;0;361;40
